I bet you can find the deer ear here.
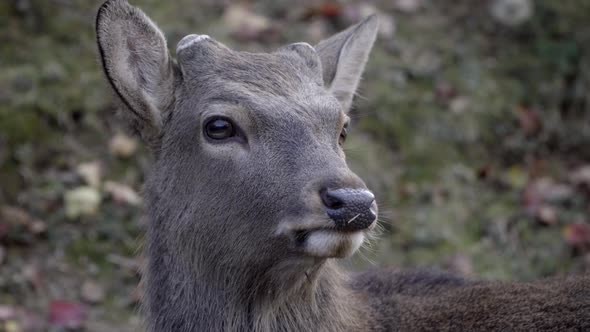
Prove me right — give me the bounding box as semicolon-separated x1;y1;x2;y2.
96;0;177;143
316;15;379;111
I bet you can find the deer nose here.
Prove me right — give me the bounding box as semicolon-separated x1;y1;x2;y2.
320;188;377;231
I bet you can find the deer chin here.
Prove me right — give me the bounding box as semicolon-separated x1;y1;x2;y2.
277;216;374;258
298;229;366;258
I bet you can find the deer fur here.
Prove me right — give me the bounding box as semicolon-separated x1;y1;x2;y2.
95;1;590;331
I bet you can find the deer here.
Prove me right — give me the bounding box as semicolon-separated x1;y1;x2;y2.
95;0;590;331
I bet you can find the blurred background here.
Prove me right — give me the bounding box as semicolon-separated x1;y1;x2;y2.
1;0;590;330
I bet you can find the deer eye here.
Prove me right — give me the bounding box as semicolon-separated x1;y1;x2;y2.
205;118;235;140
339;123;349;145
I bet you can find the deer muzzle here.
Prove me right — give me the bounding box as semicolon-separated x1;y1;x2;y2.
321;188;377;231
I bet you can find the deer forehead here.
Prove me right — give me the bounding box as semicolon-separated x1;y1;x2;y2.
175;51;339;124
175;38;323;92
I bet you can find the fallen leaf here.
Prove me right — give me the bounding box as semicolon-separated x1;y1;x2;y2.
109;133;138;158
506;165;528;189
48;301;86;329
571;165;590;187
477;165;491;180
81;280;105;304
223;4;275;42
64;187;102;219
5;320;21;332
435;81;457;105
0;306;17;320
317;3;342;18
522;178;573;212
76;161;102;188
450;97;470;114
490;0;533;27
564;223;590;248
394;0;422;13
537;205;558;225
104;181;142;206
0;206;47;235
22;264;43;291
0;222;9;238
515;106;541;136
302;3;342;20
522;178;572;219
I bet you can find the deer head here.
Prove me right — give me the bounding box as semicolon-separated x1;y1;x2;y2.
97;0;379;260
97;0;379;329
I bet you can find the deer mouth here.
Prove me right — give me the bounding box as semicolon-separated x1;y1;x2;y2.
292;228;367;258
277;212;376;258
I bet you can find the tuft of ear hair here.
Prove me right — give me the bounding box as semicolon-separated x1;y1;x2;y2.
316;15;379;112
96;0;177;147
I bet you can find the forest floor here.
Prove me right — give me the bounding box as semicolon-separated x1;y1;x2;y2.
1;0;589;330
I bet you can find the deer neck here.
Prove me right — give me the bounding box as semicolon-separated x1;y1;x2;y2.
144;227;368;332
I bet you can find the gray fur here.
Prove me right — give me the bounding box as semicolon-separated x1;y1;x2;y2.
96;1;590;331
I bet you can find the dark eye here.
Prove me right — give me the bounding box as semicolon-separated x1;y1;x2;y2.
205;118;235;140
339;122;349;145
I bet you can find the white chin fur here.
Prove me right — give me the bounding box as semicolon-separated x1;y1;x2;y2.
304;230;365;258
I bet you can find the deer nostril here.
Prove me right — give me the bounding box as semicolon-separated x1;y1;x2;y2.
320;188;377;231
320;189;346;210
321;188;374;210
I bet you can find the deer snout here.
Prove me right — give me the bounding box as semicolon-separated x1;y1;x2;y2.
320;188;377;231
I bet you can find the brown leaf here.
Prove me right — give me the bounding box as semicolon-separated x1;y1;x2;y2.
476;165;491;180
48;301;86;329
317;3;342;18
515;106;541;136
563;223;590;248
434;81;457;105
0;206;47;236
302;3;342;20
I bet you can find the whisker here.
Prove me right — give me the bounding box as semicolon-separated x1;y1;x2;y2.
356;248;377;266
347;214;361;224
